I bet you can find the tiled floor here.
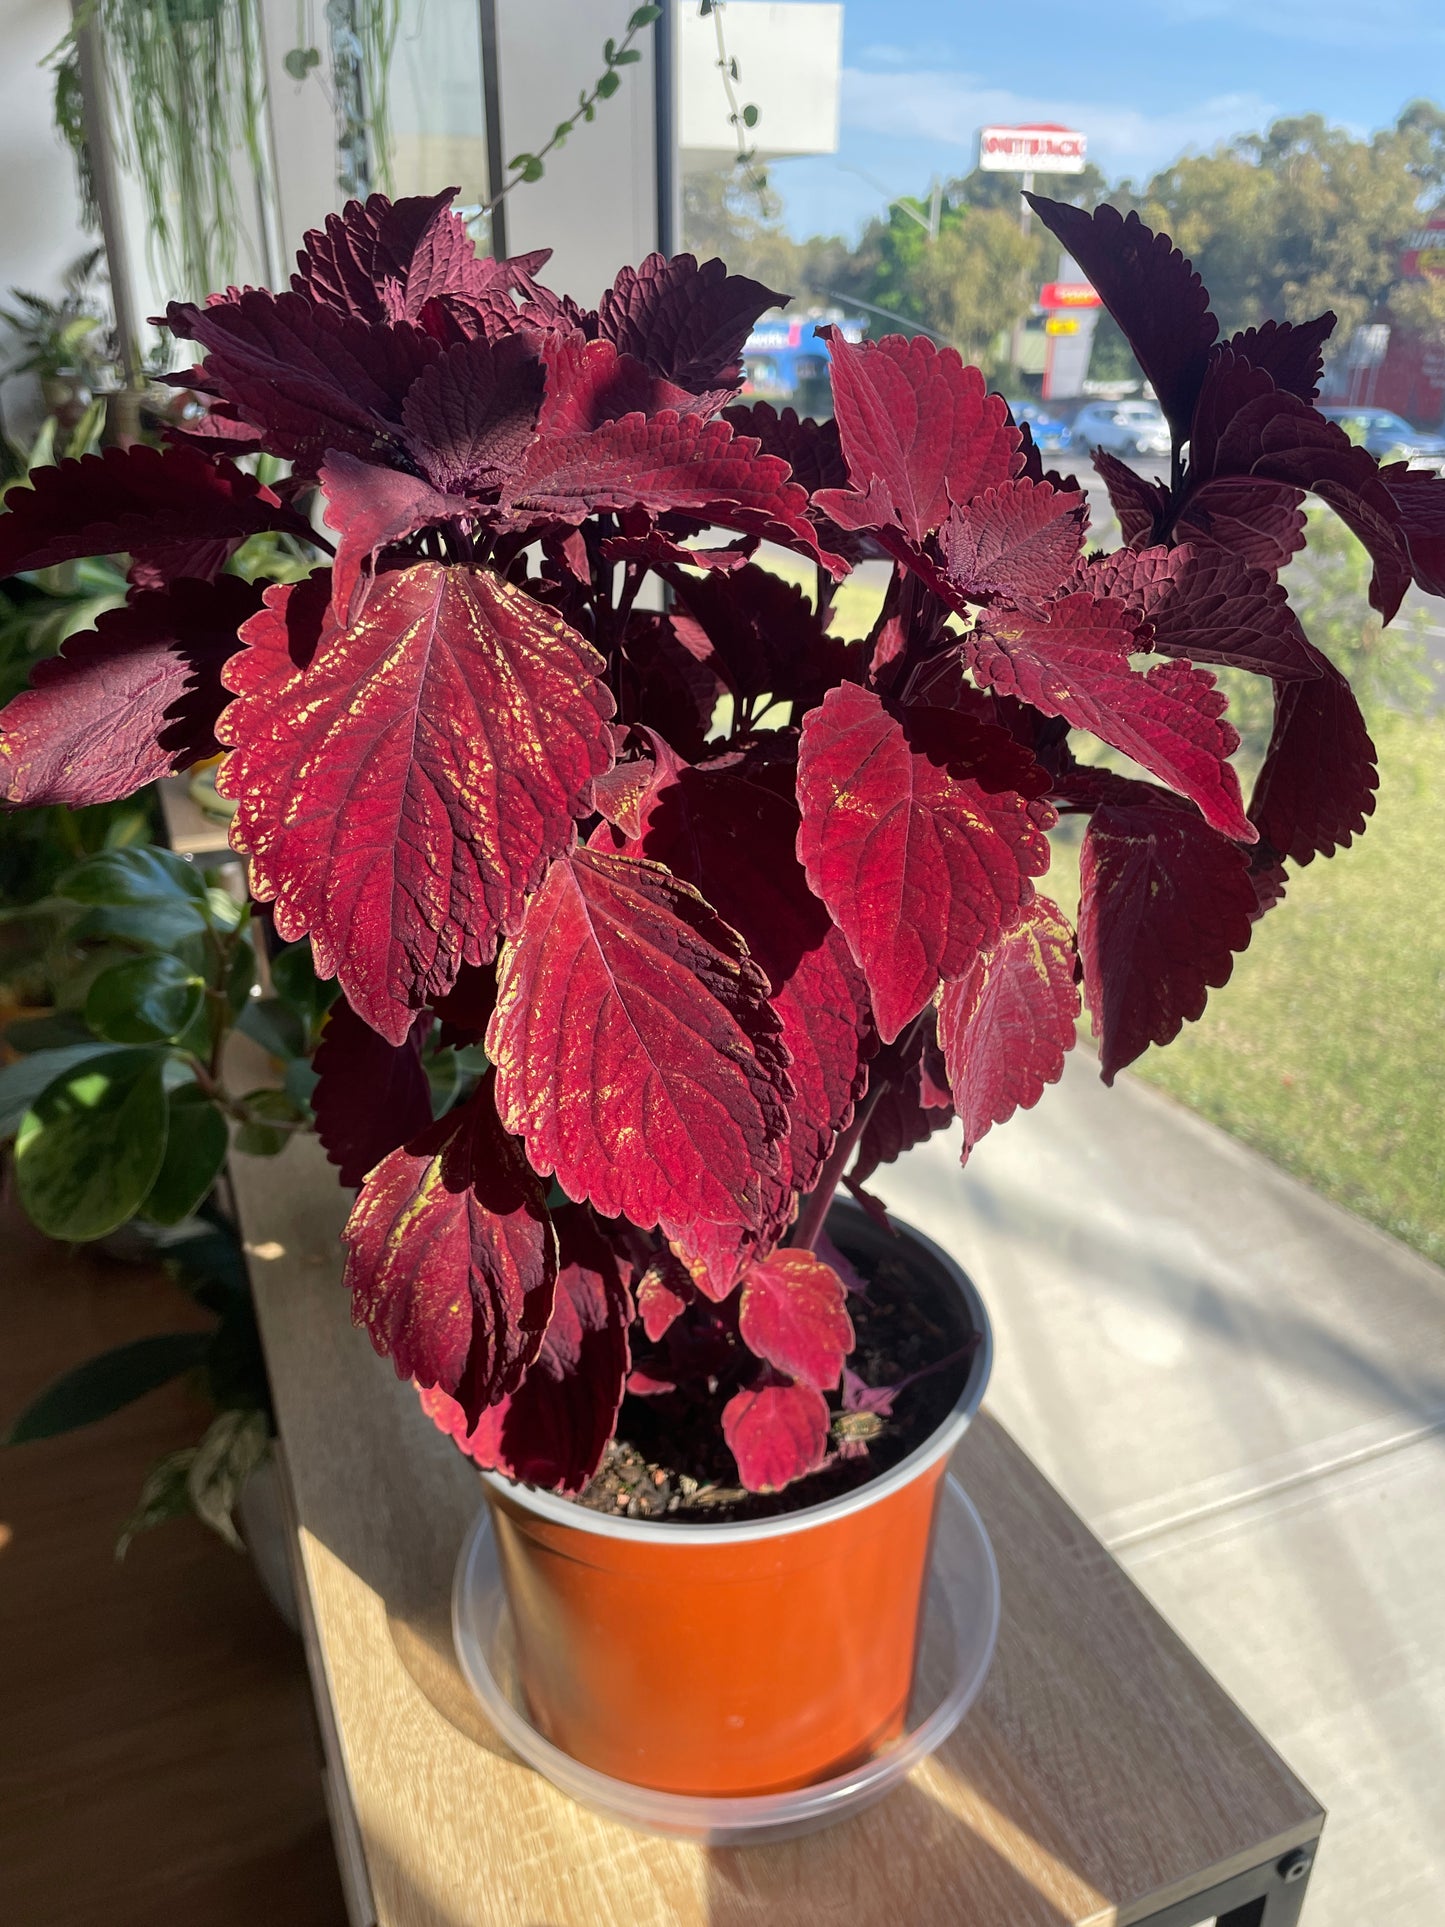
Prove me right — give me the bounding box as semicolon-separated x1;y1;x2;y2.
872;1052;1445;1927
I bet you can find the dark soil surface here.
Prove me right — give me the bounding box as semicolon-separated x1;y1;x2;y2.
570;1220;979;1526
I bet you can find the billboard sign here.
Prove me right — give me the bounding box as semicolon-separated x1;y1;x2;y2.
1040;280;1101;309
979;125;1087;173
1401;217;1445;281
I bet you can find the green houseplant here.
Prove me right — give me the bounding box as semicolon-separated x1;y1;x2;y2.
2;182;1442;1801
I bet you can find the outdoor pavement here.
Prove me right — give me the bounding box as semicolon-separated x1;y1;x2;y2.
869;1050;1445;1927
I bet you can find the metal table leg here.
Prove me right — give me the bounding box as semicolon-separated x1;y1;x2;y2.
1134;1843;1318;1926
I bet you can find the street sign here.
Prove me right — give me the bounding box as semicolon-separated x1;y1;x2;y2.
1044;317;1078;336
979;125;1087;173
1040;280;1101;309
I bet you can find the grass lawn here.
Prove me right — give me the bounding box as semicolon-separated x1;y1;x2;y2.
1131;713;1445;1267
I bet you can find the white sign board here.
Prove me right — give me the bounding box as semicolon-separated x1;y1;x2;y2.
979;125;1087;174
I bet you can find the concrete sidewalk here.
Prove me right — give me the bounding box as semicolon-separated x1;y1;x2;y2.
871;1052;1445;1927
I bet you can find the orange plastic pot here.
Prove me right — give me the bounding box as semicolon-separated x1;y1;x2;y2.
477;1207;991;1797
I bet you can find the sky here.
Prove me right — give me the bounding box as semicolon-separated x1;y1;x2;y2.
763;0;1445;239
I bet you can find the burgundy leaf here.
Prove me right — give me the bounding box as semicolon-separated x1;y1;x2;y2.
940;477;1088;604
488;846;791;1234
1092;448;1168;546
401;331;546;491
796;683;1054;1041
738;1248;854;1392
814;330;1021;544
341;1072;556;1422
1086;544;1318;680
1381;464;1445;598
1225;314;1336;403
637;1252;694;1342
424;1205;632;1492
964;593;1253;841
665;561;850;711
851;1022;955;1185
311;998;434;1186
291;186;525;325
538;333;719;434
504;410;843;568
1249;648;1378;865
431;959;499;1047
0;444;306;580
1174;478;1309;576
937;896;1080;1156
615;611;727;761
219;563;614;1044
720;400;866;562
722;1376;830;1492
1078;792;1259;1081
1027;196;1218;441
596;253;785;393
0;574;262;806
601;528;758;573
166;290;438;474
620;759;874;1203
319;452;462;624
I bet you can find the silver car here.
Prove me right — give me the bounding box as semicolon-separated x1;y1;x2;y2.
1069;399;1172;459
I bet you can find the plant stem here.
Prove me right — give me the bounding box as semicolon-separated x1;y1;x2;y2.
792;1081;884;1251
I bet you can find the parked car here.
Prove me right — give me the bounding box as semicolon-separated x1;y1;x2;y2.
1318;407;1445;470
1005;399;1073;455
1069;399;1171;459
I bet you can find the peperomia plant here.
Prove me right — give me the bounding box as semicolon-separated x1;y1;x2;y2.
2;187;1442;1497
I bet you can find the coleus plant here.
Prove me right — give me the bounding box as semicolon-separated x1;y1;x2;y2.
3;186;1442;1498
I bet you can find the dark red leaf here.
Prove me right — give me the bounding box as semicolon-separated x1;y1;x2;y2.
601;528;758;573
1086;544;1318;680
0;444;306;580
722;1376;830;1492
851;1022;956;1185
964;593;1253;841
1380;464;1445;598
796;683;1054;1042
319;452;462;625
430;960;499;1047
940;477;1087;604
615;611;727;761
719;400;866;562
814;331;1021;544
1224;315;1335;404
401;331;546;491
1249;649;1378;865
311;999;434;1187
291;186;527;324
1092;448;1168;546
1172;479;1308;576
538;333;719;434
665;561;850;711
488;846;791;1234
342;1072;556;1422
0;574;262;806
596;253;785;394
165;290;438;474
219;563;614;1044
738;1248;853;1392
1078;792;1259;1081
1026;196;1218;441
937;896;1079;1157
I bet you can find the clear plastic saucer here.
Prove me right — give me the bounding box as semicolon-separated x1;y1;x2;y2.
451;1473;1000;1844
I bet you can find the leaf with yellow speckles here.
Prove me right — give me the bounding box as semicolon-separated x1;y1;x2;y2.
342;1071;555;1423
217;562;615;1046
488;846;792;1235
796;683;1054;1044
937;896;1080;1159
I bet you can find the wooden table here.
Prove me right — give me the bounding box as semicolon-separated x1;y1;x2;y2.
234;1135;1324;1927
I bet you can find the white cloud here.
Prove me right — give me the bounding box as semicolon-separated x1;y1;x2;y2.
839;67;1281;183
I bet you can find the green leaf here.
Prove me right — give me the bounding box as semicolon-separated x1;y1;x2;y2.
71;899;211;948
117;1447;197;1558
85;953;205;1044
520;156;545;181
16;1050;169;1239
282;44;321;79
604;36;617;61
236;996;308;1061
234;1087;306;1157
613;47;642;64
596;69;621;98
225;939;257;1013
0;1043;122;1139
142;1087;229;1225
4;1010;96;1052
630;3;662;22
60;845;209;910
425;1046;460;1118
742;102;760;127
186;1409;271;1550
6;1332;211;1445
268;938;336;1028
283;1057;319;1109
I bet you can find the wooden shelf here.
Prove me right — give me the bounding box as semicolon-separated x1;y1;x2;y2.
235;1134;1323;1927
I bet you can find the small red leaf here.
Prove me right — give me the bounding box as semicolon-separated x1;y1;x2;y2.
342;1073;556;1423
0;444;305;580
722;1377;830;1493
796;683;1053;1042
1249;650;1378;865
1078;792;1259;1081
319;452;462;625
815;331;1021;544
940;477;1087;604
488;847;791;1234
938;896;1080;1156
1224;315;1336;405
219;563;614;1043
738;1249;854;1392
291;186;516;324
597;252;785;394
311;999;434;1187
1092;448;1168;546
637;1252;694;1341
0;575;261;806
965;593;1253;842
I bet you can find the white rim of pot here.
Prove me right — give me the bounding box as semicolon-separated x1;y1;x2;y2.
478;1209;993;1546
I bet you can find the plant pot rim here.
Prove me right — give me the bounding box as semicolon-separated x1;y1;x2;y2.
479;1202;992;1545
